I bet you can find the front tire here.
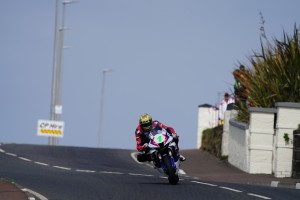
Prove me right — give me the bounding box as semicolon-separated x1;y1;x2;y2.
162;155;179;185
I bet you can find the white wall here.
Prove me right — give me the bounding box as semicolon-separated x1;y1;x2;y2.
274;102;300;177
199;102;300;177
196;105;218;149
248;108;276;174
228;120;249;172
221;110;237;156
228;108;276;174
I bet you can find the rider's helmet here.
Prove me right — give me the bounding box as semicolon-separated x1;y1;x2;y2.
139;113;152;131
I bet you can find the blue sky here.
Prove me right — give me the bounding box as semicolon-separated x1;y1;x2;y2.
1;0;300;149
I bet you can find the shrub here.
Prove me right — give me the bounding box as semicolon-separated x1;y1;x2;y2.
235;25;300;123
201;125;223;157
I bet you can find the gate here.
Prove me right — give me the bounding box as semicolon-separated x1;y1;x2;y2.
292;130;300;178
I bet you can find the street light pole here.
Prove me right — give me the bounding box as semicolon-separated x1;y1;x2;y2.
49;0;75;145
49;0;60;146
98;69;112;148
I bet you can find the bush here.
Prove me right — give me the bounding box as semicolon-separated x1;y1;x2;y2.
235;25;300;123
201;125;223;157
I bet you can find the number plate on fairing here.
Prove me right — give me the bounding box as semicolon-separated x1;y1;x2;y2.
153;133;166;144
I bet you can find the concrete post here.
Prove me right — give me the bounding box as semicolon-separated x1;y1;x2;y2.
274;102;300;177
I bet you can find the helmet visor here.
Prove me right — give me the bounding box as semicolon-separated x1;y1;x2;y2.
141;122;151;131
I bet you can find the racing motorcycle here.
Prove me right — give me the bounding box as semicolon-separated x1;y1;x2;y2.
148;125;180;185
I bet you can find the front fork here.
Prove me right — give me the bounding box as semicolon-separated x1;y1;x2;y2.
157;148;177;172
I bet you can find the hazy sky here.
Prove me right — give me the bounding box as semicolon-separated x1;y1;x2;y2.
1;0;300;149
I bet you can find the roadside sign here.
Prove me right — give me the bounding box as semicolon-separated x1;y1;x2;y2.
37;120;64;138
55;105;63;114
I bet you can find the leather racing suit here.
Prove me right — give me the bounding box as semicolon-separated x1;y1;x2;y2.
135;120;179;162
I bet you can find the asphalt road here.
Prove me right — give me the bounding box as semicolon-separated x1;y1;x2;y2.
0;144;299;200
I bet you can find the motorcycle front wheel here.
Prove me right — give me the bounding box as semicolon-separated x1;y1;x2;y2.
162;155;179;185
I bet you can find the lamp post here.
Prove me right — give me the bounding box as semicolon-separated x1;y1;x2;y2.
49;0;75;145
98;69;113;147
49;0;60;146
56;0;75;111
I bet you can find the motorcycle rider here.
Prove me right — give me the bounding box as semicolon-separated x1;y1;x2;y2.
135;113;186;164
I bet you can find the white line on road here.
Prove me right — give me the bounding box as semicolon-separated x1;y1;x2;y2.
23;188;48;200
219;186;242;193
76;169;96;173
34;162;49;166
191;181;218;187
5;153;17;157
129;173;154;177
271;181;279;187
158;176;184;181
53;166;71;170
247;193;272;199
146;163;153;168
130;152;141;164
159;176;168;179
0;148;5;153
19;157;32;162
100;171;124;175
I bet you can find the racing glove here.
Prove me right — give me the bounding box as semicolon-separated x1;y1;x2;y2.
142;143;149;151
171;133;179;145
171;132;178;139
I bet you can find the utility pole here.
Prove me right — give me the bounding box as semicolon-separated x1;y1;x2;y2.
49;0;75;145
49;0;60;145
98;69;112;147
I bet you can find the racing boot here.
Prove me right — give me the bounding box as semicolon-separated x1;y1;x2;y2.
137;153;152;162
179;155;186;162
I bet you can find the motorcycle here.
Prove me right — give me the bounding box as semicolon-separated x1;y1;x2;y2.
148;125;180;185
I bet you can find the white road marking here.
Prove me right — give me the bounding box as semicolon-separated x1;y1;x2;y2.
158;175;184;180
219;186;242;193
129;173;154;177
247;193;272;199
0;147;276;200
130;152;141;164
3;148;185;183
160;177;168;180
23;188;48;200
5;153;17;157
271;181;279;187
191;181;218;187
76;169;96;173
19;157;32;162
34;162;49;166
131;152;187;174
100;171;124;175
192;181;271;199
146;163;153;168
53;166;71;170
